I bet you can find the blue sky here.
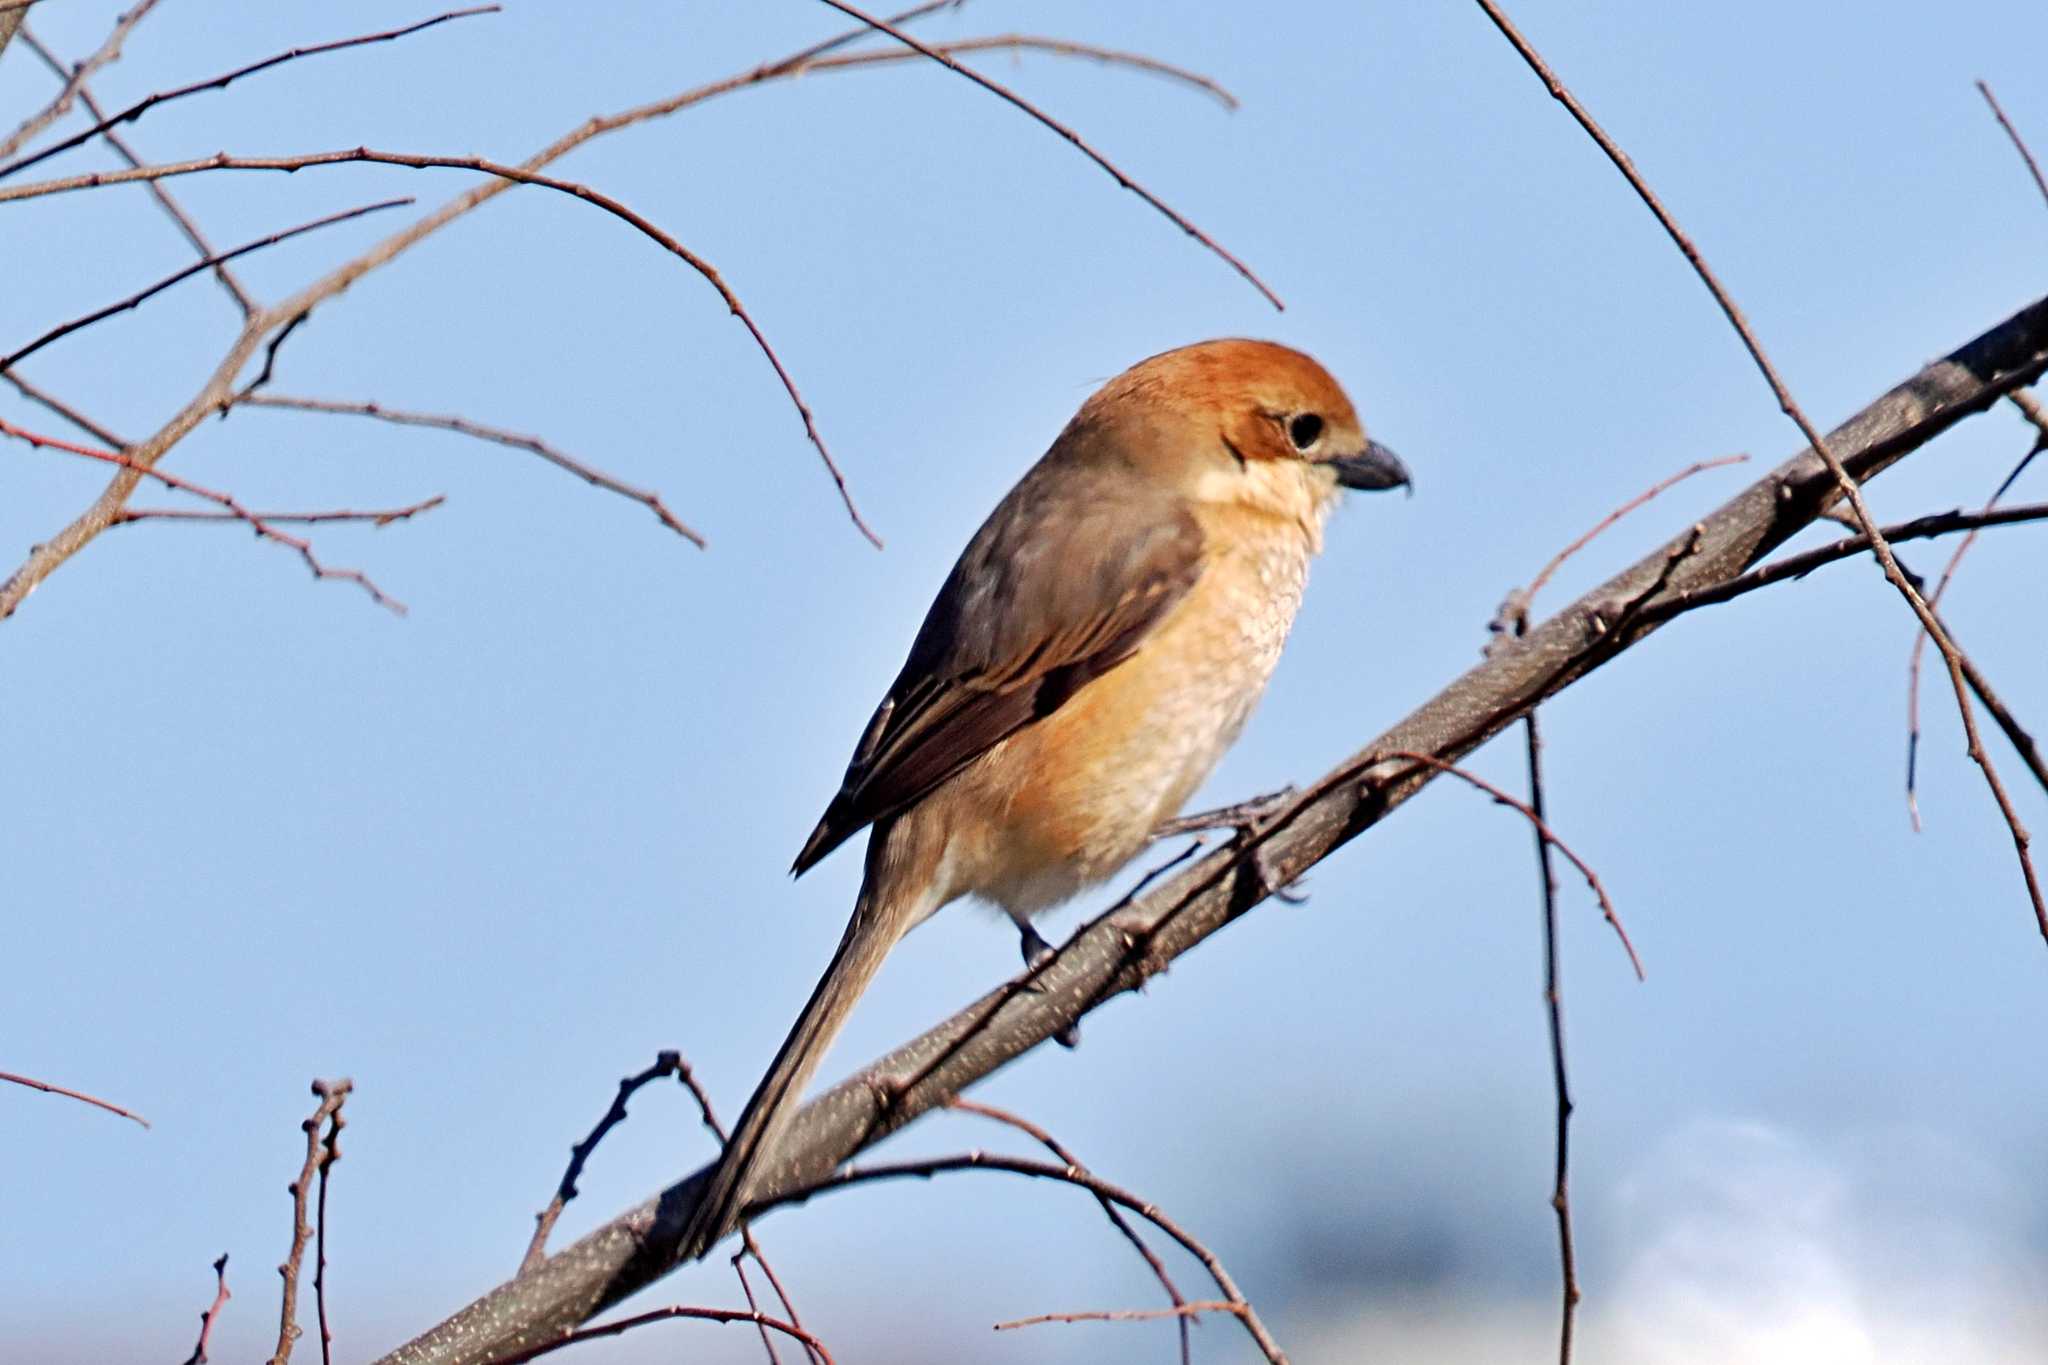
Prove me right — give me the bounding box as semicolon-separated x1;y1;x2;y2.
4;3;2046;1362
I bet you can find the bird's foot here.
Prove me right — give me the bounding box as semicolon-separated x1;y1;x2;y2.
1014;922;1082;1050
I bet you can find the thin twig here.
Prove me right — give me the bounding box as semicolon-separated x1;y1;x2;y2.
4;371;130;448
0;0;160;162
785;1151;1288;1364
1522;710;1580;1363
238;395;705;547
1976;80;2048;212
2;197;413;372
481;1304;834;1365
995;1301;1241;1331
16;29;256;316
729;1252;785;1365
272;1079;351;1365
1474;0;2044;942
181;1255;231;1365
0;1067;150;1127
115;496;445;527
1;147;864;542
1390;749;1643;980
1494;454;1749;635
845;34;1238;108
0;6;500;181
3;11;1246;614
1906;439;2045;826
314;1092;345;1365
523;1052;687;1275
1;419;409;613
951;1098;1195;1365
807;0;1282;309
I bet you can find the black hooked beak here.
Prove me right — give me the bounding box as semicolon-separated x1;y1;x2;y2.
1327;439;1412;494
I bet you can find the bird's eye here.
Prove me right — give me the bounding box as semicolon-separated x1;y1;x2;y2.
1287;413;1324;451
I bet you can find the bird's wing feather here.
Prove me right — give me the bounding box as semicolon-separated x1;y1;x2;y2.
793;458;1203;875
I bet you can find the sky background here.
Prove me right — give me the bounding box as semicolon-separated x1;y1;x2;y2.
4;3;2047;1362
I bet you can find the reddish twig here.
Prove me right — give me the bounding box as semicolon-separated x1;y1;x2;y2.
951;1098;1196;1364
1494;454;1749;634
482;1304;833;1365
237;395;704;547
1474;0;2044;943
0;149;875;545
0;1067;149;1127
272;1078;351;1365
995;1301;1241;1331
0;0;160;162
181;1255;232;1365
115;496;445;527
0;6;500;181
1390;750;1644;980
1977;80;2048;212
840;34;1239;109
522;1051;687;1274
784;1151;1289;1364
807;0;1283;309
729;1252;786;1365
1;419;410;613
16;30;257;316
2;197;412;372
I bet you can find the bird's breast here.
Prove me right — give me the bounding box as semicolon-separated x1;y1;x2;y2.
946;514;1315;915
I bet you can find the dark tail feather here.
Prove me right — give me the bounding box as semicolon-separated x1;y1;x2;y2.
676;889;906;1261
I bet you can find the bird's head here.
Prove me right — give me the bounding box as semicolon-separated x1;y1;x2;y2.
1076;338;1410;544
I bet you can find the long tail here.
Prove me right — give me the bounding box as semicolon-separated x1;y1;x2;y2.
676;885;910;1261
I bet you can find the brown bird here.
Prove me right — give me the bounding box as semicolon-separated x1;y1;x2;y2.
679;338;1410;1258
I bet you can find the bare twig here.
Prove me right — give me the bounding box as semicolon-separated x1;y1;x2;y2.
1391;750;1643;980
1522;711;1580;1363
272;1079;351;1365
1977;80;2048;212
863;34;1238;109
2;147;867;543
523;1052;687;1275
2;197;413;372
238;395;705;547
995;1301;1241;1331
1;419;410;613
0;1067;150;1127
807;0;1282;309
786;1151;1288;1364
951;1098;1195;1364
0;0;160;162
1474;0;2045;941
482;1304;834;1365
314;1094;345;1365
0;6;500;181
115;496;445;527
1906;439;2045;826
181;1255;232;1365
3;371;130;448
16;29;257;315
2;13;1255;614
1494;455;1749;635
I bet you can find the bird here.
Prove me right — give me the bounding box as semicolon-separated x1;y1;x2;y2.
677;338;1410;1260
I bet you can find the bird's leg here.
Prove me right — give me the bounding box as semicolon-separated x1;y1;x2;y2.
1151;784;1297;840
1012;917;1083;1050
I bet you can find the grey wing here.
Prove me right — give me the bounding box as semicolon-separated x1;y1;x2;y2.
791;461;1203;875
